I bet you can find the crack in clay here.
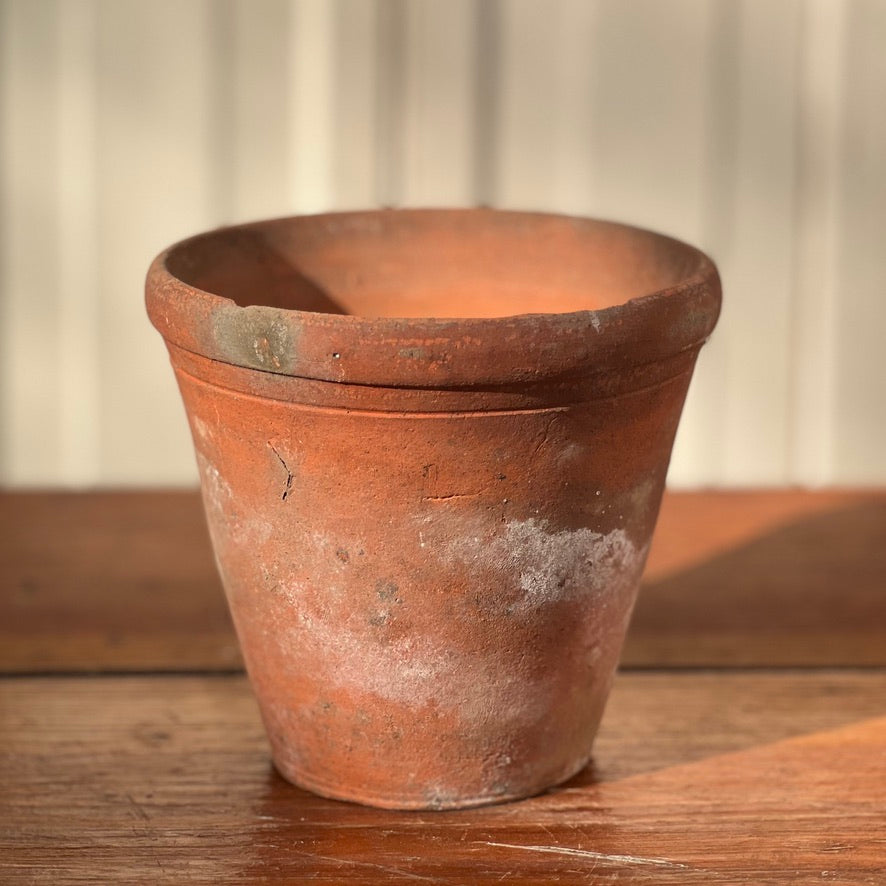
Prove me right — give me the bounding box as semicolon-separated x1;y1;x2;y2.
421;461;493;503
422;492;483;502
528;414;558;461
268;442;294;501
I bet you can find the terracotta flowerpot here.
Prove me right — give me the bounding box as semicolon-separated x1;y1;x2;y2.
146;209;720;810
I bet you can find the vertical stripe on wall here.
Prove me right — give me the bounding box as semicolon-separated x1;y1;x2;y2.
330;0;380;209
288;0;336;212
400;0;479;205
788;0;846;485
832;0;886;483
1;0;62;484
57;0;101;486
719;0;801;485
227;0;292;222
95;0;218;484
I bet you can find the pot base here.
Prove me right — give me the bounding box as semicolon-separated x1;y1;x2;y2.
271;749;595;811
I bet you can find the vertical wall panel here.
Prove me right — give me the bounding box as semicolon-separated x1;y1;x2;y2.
544;0;602;214
329;0;380;209
287;0;336;212
831;0;886;482
399;0;479;205
578;0;717;486
787;0;847;485
374;0;407;206
493;0;583;208
0;0;62;485
716;0;802;485
289;1;383;211
472;0;501;205
95;0;220;484
57;0;101;486
228;0;293;222
586;0;713;243
669;0;742;487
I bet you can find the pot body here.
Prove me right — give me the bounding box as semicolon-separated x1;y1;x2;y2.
147;209;720;809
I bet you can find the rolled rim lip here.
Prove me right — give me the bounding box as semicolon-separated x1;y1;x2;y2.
146;208;722;389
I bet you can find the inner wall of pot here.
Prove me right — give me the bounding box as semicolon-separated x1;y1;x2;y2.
165;210;705;320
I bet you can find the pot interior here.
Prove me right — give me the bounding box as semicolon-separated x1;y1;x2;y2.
165;210;707;320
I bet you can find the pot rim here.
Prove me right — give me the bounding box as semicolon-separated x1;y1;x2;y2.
146;208;721;389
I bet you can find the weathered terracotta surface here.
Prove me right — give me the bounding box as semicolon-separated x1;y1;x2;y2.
146;209;720;809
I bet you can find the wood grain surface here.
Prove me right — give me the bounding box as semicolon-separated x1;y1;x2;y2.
2;489;885;672
2;671;885;884
2;490;885;882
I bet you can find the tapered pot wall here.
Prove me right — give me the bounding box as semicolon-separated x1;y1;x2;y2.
147;209;720;809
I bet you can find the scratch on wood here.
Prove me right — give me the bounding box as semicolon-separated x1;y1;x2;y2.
125;792;149;822
540;823;558;844
291;849;443;882
476;841;690;869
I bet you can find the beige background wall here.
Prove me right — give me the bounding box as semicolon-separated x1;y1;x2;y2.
1;0;884;488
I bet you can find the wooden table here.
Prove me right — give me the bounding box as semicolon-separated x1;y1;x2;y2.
2;490;885;884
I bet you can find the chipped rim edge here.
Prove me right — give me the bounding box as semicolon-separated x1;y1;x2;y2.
145;208;721;389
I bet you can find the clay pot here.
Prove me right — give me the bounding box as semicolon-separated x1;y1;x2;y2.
146;209;720;810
